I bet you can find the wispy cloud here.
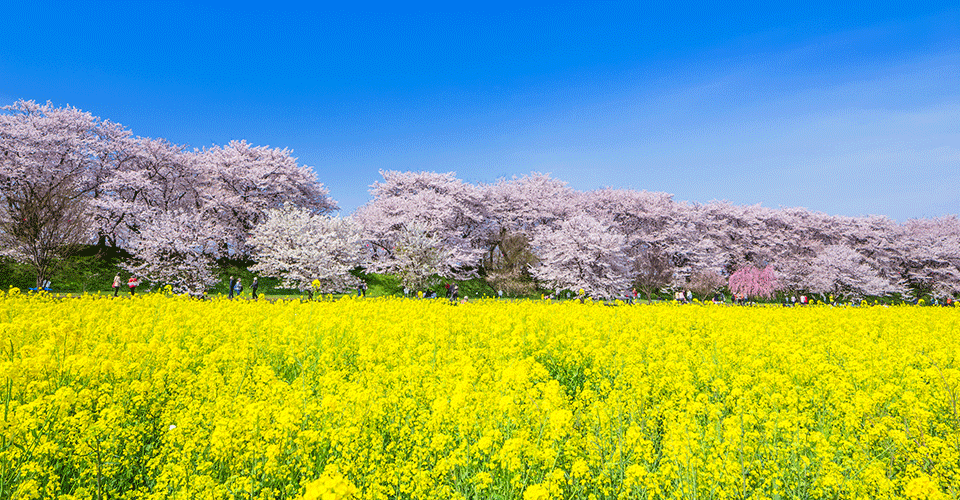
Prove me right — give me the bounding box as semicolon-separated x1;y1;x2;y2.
503;42;960;221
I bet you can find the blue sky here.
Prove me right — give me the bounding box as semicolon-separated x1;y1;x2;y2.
2;1;958;220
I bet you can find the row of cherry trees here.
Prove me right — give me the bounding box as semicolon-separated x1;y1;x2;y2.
3;101;959;299
353;170;960;300
0;100;335;293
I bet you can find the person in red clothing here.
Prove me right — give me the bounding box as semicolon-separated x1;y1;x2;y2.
128;276;138;295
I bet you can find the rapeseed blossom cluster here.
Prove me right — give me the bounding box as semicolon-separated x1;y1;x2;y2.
0;291;957;499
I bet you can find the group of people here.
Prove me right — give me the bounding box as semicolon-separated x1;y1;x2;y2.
671;290;728;304
444;282;459;303
931;296;955;306
112;274;138;296
111;274;261;299
102;275;960;305
782;295;811;306
228;276;259;299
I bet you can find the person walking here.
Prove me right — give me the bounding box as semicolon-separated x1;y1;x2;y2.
228;276;236;299
128;276;138;295
112;274;121;297
251;277;259;300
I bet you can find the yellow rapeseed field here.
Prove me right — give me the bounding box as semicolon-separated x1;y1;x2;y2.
0;290;957;499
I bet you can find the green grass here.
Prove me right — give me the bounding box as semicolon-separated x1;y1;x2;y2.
357;271;402;297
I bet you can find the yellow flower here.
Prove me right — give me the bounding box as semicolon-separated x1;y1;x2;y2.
523;483;550;500
571;459;590;479
904;474;942;500
472;471;493;490
300;468;359;500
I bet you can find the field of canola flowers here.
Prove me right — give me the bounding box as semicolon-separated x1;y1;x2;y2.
0;291;958;500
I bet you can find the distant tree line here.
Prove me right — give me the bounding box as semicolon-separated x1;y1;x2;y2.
353;170;959;302
3;101;959;300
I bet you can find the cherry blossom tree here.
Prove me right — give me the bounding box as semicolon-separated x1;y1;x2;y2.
483;172;576;235
630;244;674;303
0;179;89;290
805;245;895;300
388;221;452;292
679;202;747;277
767;207;824;293
248;204;364;293
86;121;142;247
893;216;960;298
683;202;809;281
728;264;777;300
483;231;539;296
482;172;575;251
195;140;337;255
92;137;198;248
480;173;575;291
354;170;489;279
0;100;122;195
122;210;224;296
0;100;116;288
687;268;726;299
579;188;691;288
530;214;631;298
